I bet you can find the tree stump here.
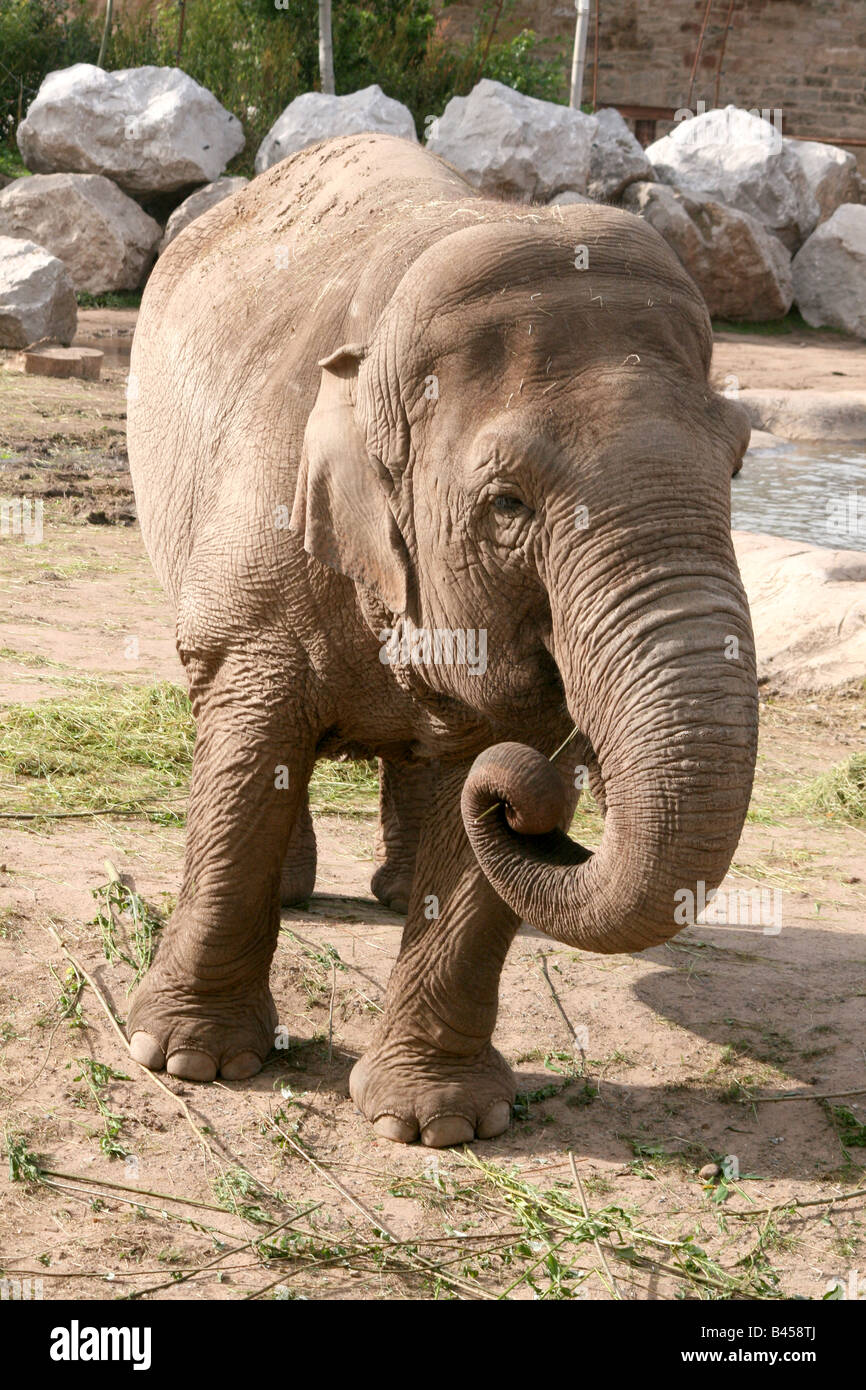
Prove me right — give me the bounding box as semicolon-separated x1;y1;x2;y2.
23;346;104;381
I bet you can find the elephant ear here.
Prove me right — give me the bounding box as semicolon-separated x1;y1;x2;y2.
291;343;412;614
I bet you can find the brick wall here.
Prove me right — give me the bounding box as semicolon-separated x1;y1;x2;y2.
439;1;866;174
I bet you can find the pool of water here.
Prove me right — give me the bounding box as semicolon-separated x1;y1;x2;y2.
732;443;866;553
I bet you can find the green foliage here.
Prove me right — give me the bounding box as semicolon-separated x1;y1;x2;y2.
0;0;98;141
76;290;142;309
2;0;567;178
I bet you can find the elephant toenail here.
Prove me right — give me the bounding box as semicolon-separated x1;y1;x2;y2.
220;1050;263;1080
373;1115;419;1144
129;1031;166;1071
166;1049;218;1082
477;1101;511;1139
421;1115;475;1148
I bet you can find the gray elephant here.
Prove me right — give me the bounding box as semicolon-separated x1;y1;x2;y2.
126;134;757;1147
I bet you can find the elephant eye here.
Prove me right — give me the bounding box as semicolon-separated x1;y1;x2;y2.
491;494;527;516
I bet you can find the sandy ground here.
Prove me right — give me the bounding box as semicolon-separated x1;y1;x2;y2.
0;313;864;1302
711;330;866;393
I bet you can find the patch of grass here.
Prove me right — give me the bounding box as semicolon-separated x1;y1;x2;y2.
75;291;142;310
0;678;379;820
826;1105;866;1153
70;1058;130;1159
92;873;165;993
0;147;29;179
212;1167;273;1226
712;309;846;337
309;759;378;815
5;1132;43;1183
283;933;346;1005
0;680;193;817
38;961;86;1030
392;1152;782;1299
794;753;866;824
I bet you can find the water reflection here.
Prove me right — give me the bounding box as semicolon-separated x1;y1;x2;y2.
732;443;866;553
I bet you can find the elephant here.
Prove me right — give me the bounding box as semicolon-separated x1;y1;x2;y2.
126;133;758;1148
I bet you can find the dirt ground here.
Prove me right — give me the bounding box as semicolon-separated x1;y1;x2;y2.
0;312;864;1302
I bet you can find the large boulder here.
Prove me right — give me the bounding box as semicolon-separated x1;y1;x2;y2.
646;106;817;251
587;107;653;201
792;204;866;340
159;176;248;253
0;236;77;348
256;85;416;174
425;79;597;202
733;531;866;692
17;64;245;196
0;173;161;293
622;181;793;321
788;139;860;226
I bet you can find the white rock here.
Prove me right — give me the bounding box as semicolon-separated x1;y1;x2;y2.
0;235;77;348
17;64;245;196
547;190;595;206
426;79;597;202
734;530;866;692
646;105;817;251
0;173;161;293
788;139;860;226
159;176;248;253
622;181;793;321
256;85;416;174
587;107;653;201
792;205;866;340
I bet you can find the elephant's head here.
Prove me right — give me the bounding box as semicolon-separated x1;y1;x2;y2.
291;205;757;954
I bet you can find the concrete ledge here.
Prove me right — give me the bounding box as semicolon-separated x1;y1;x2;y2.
738;389;866;442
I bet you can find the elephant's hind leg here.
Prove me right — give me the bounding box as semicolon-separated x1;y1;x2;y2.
280;792;317;906
370;758;435;913
127;654;316;1082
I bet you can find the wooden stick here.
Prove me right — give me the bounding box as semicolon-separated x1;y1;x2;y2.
569;1152;624;1299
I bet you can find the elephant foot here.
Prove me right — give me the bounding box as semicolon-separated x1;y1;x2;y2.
370;862;413;914
349;1037;515;1147
280;860;317;908
127;972;279;1082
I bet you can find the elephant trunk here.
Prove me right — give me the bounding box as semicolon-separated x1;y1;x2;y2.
461;573;758;954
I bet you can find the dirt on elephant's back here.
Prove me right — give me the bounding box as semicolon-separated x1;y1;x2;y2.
1;313;865;1300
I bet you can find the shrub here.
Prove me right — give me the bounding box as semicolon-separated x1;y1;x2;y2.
2;0;568;177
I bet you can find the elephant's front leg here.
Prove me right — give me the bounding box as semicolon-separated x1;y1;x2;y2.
350;762;519;1147
128;658;315;1081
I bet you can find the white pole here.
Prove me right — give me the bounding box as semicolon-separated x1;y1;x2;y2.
570;0;591;109
319;0;335;95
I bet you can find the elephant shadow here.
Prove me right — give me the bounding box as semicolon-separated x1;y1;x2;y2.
494;922;865;1178
252;909;863;1180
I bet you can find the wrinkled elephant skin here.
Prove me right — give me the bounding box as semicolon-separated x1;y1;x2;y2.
126;135;758;1147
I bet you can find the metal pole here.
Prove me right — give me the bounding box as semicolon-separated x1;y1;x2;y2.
570;0;591;108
